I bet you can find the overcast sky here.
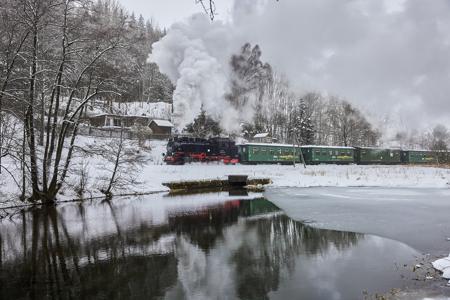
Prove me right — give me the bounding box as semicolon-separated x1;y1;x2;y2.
118;0;234;28
124;0;450;133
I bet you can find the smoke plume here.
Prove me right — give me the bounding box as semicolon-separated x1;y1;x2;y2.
149;15;246;132
150;0;450;133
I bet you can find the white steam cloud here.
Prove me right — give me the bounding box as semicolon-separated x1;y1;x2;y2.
149;15;248;132
150;0;450;133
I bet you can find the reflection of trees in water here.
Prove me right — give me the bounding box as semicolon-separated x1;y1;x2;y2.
168;198;281;253
0;203;179;299
168;200;241;252
0;198;361;300
233;215;361;300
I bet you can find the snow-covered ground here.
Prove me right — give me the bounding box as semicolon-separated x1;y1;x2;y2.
1;137;450;206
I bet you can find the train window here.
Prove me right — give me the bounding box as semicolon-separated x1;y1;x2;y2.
315;150;320;153
340;152;345;155
269;149;274;154
253;148;259;154
278;149;282;154
390;152;394;157
329;151;333;155
335;151;339;155
321;151;326;155
261;148;266;152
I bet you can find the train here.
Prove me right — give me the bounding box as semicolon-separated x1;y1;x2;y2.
164;137;450;165
164;136;239;165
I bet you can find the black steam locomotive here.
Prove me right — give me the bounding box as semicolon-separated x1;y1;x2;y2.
164;136;239;165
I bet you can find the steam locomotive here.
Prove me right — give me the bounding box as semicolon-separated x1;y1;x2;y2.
164;136;239;165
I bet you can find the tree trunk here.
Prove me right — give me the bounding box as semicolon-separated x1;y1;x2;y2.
25;27;41;201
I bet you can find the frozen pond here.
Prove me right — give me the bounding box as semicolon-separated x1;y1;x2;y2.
0;191;446;299
266;187;450;254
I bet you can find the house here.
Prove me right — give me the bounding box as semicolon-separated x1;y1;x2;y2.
253;132;273;143
149;119;174;137
88;114;151;128
85;114;174;139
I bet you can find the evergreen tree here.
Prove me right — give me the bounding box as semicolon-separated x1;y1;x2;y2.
288;99;315;145
184;110;222;138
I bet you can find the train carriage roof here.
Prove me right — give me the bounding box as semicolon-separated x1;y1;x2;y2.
237;142;298;147
355;147;402;150
301;145;354;149
237;143;354;149
402;149;435;152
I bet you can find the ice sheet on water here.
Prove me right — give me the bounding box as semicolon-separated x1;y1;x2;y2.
432;254;450;279
265;187;450;253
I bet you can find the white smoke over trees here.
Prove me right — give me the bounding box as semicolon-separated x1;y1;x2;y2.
149;15;237;131
149;16;275;133
150;0;450;148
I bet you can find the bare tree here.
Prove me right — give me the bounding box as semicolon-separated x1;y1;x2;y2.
196;0;216;20
196;0;280;20
93;130;148;198
0;0;31;175
429;124;449;151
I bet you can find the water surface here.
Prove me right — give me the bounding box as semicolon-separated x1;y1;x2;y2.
0;192;425;299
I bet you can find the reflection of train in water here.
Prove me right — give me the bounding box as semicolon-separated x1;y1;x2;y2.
164;136;450;165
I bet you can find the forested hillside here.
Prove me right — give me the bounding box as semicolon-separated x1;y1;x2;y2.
0;0;172;201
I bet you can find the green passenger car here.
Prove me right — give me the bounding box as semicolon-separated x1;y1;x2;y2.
401;150;436;164
435;150;450;164
355;147;402;164
238;143;302;164
300;146;355;164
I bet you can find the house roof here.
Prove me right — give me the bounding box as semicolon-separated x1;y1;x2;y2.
254;132;270;138
151;119;174;127
90;113;151;119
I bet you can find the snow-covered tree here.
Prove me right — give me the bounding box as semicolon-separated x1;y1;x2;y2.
429;124;449;151
0;0;158;202
288;99;314;145
184;110;222;138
